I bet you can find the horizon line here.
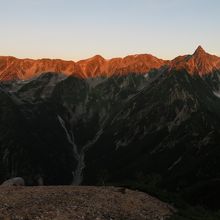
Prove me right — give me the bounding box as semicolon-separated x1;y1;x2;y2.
0;45;218;62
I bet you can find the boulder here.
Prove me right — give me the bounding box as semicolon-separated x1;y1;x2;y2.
1;177;25;186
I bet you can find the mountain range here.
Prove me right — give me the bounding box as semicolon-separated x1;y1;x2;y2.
1;46;220;209
1;46;220;81
0;53;166;80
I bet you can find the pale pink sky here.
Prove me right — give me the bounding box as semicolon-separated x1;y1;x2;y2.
1;0;220;60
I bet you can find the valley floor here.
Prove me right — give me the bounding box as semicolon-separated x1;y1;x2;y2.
0;186;174;220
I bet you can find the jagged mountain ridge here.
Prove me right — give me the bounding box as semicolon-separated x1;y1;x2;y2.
0;54;166;80
1;46;220;81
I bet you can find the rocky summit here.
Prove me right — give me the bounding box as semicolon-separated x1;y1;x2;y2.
0;186;174;220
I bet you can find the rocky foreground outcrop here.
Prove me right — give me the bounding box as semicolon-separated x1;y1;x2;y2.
0;186;174;220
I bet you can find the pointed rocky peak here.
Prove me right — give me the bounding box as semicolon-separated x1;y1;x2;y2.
193;45;207;56
171;46;220;76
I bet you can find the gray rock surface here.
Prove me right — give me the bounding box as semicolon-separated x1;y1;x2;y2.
1;177;25;187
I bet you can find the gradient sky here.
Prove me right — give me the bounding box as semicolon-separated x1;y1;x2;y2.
1;0;220;60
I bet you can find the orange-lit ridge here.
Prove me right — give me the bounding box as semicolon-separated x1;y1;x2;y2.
0;46;220;81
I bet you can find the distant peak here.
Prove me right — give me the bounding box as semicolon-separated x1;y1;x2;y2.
193;45;206;55
91;55;105;61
